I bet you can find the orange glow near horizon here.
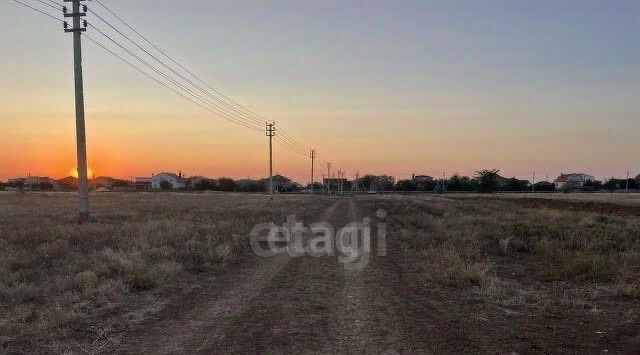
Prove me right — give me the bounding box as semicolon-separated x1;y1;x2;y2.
70;168;94;179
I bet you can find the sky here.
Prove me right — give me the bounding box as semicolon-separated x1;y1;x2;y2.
1;0;639;183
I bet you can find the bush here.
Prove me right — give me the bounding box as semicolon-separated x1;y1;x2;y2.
159;180;173;190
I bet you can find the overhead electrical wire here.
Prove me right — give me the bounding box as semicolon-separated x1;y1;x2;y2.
32;0;59;12
86;7;265;127
89;0;315;152
11;0;63;23
12;0;319;160
92;0;271;125
87;22;264;132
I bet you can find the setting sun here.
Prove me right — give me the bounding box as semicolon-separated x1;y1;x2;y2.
70;168;94;179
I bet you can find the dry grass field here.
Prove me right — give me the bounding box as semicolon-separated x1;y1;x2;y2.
1;192;639;353
0;192;334;353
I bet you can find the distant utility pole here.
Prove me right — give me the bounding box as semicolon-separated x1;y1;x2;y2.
64;0;90;222
626;171;630;193
310;149;315;195
532;171;536;192
353;172;359;195
326;162;332;195
266;122;275;200
337;170;343;195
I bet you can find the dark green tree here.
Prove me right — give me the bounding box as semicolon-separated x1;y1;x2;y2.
159;180;173;190
217;178;236;192
475;169;501;193
395;179;417;191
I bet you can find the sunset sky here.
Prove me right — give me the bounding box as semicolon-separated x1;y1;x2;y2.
1;1;639;183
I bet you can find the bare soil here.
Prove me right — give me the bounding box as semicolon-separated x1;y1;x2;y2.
113;197;639;354
3;194;639;354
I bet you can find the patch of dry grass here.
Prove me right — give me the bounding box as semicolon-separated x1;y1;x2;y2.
0;192;331;352
367;197;640;304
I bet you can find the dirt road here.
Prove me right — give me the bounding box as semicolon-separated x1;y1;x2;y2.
115;197;637;354
116;199;423;354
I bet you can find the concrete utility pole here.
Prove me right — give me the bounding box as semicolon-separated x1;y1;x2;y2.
266;122;275;200
310;149;315;195
64;0;90;222
326;162;332;195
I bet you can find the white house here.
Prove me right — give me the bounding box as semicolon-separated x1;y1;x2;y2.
554;173;594;189
151;172;185;190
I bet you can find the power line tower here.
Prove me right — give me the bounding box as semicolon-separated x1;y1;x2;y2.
63;0;90;222
326;162;332;195
266;122;275;200
309;149;315;195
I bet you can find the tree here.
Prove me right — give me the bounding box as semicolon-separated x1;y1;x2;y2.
395;179;416;191
159;180;173;190
534;181;555;192
195;178;217;191
561;181;579;193
504;178;529;192
475;169;501;193
217;178;236;192
582;180;602;191
446;174;476;191
360;175;377;191
603;178;620;191
377;175;395;191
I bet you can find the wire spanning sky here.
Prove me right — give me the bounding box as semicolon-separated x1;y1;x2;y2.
1;0;639;182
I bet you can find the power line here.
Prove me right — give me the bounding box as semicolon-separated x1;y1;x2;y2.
86;6;265;127
11;0;63;23
87;22;263;132
42;0;60;8
279;128;308;148
12;0;324;170
92;0;270;125
90;0;316;154
32;0;60;12
275;136;308;156
84;34;262;134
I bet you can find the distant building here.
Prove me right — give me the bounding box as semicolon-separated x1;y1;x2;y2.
135;177;152;190
323;177;350;192
151;172;185;190
10;176;58;190
554;173;594;189
57;176;78;191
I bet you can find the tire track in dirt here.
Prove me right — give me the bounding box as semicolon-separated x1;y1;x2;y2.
117;200;341;354
327;198;410;354
196;200;347;354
